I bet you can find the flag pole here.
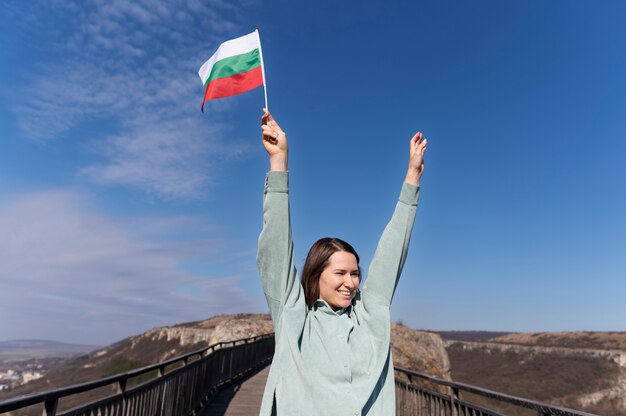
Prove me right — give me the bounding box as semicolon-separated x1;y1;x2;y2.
255;27;268;111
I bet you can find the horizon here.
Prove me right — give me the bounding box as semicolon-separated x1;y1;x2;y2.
1;0;625;345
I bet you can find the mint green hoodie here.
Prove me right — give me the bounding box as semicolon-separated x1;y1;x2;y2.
257;171;419;416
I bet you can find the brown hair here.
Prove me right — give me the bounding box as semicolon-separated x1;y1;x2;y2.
301;237;360;309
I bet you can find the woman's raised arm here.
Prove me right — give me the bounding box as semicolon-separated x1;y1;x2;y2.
256;110;304;332
361;132;427;306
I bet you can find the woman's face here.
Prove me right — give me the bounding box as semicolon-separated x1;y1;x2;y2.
319;251;359;311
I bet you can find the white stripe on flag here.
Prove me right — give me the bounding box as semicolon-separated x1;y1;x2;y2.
198;31;260;85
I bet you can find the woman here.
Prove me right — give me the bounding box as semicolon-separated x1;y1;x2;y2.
257;109;426;416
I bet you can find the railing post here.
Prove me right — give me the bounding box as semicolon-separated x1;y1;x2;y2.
155;365;166;415
117;377;128;413
451;387;460;416
116;378;127;394
42;399;58;416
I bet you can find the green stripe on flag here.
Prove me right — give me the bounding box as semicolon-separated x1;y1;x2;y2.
204;49;261;87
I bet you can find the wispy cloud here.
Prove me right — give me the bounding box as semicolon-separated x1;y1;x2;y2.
0;189;262;344
79;115;248;199
11;0;254;198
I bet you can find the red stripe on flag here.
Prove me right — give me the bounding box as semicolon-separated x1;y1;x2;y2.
201;66;263;111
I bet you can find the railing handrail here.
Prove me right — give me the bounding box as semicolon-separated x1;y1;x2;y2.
0;335;599;416
0;332;274;413
394;366;598;416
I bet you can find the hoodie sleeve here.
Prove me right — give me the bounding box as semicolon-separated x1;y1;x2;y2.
361;182;420;306
256;171;304;332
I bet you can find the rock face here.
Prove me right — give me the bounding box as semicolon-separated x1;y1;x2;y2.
133;326;213;348
209;316;274;344
391;324;450;380
577;372;626;414
121;315;273;358
446;340;626;367
391;324;451;395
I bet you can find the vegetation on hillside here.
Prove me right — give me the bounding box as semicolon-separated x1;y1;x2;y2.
447;342;624;416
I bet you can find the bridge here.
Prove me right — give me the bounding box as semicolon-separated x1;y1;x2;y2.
0;334;598;416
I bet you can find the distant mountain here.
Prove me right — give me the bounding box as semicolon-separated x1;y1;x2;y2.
0;340;100;361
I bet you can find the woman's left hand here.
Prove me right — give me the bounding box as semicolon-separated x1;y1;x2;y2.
405;132;427;186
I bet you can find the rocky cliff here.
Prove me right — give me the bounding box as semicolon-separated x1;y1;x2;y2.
446;339;626;367
391;324;450;378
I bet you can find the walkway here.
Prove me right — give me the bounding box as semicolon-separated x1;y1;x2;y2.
200;365;270;416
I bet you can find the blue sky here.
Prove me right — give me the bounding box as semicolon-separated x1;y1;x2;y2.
1;0;625;345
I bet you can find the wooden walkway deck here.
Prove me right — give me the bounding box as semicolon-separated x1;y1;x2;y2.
200;365;270;416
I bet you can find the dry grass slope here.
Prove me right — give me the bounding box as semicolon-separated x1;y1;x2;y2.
446;331;626;416
491;331;626;350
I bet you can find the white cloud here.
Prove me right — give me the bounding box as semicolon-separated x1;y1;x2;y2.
12;0;254;199
79;115;250;199
0;190;262;344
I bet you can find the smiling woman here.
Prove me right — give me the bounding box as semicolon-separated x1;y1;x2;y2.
256;109;426;415
301;237;361;311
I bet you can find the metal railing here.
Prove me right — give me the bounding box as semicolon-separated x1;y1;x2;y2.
394;366;599;416
0;333;274;416
1;333;601;416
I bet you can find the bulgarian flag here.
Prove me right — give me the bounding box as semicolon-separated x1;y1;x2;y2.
198;29;267;112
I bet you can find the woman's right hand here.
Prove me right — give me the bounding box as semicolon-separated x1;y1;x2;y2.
261;108;288;171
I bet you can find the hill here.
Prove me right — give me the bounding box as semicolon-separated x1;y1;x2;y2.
445;332;626;416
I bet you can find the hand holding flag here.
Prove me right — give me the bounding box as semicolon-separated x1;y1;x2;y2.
261;109;287;172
